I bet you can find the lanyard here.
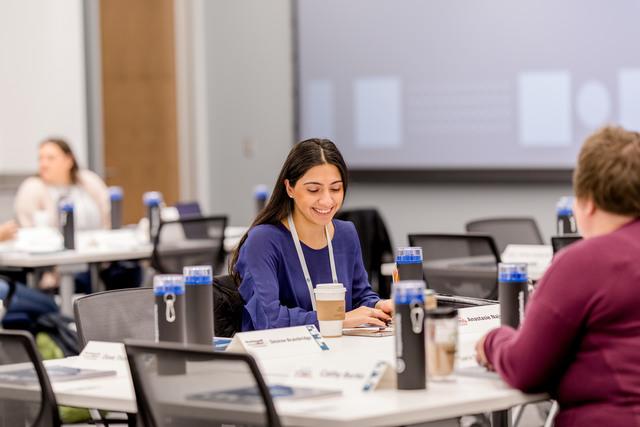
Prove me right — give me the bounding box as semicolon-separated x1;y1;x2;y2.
287;213;338;311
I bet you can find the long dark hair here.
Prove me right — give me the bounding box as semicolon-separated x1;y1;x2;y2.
229;138;348;284
41;138;80;184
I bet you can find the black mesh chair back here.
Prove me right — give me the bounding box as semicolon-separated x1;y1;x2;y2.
465;217;544;254
74;287;154;348
152;216;228;275
335;208;394;298
126;340;282;427
551;235;582;254
0;330;61;427
408;234;500;300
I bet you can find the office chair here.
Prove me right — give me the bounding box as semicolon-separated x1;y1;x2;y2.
74;287;154;348
74;276;242;342
125;340;282;427
151;215;228;275
465;217;544;254
335;208;394;298
408;233;500;300
0;330;61;427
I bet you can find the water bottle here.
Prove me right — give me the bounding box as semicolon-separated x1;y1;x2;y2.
143;191;163;243
394;280;426;390
396;247;424;282
254;184;269;215
184;265;215;345
153;275;186;343
108;186;123;229
556;196;577;235
498;263;529;329
59;199;75;250
154;274;186;375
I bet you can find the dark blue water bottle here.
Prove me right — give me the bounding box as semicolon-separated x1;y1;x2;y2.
396;247;424;282
254;184;269;215
498;263;528;329
556;196;577;235
143;191;163;243
154;275;186;343
59;199;75;250
154;274;186;375
108;186;123;229
394;280;426;390
184;265;215;345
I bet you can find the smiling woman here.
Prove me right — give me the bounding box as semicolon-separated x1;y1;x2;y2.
230;139;393;331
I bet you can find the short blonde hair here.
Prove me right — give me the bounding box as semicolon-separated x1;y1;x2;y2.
573;126;640;216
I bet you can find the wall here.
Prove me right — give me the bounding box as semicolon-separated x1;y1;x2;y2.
0;0;87;174
200;0;574;246
201;0;294;224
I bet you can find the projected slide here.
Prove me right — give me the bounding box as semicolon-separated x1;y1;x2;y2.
296;0;640;170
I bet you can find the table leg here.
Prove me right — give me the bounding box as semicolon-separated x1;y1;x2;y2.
26;270;36;288
90;263;104;293
492;409;511;427
60;273;74;316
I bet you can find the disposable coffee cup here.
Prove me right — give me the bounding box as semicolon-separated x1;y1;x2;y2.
314;283;346;337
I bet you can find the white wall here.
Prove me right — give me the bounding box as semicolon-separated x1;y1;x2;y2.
201;0;294;225
0;0;88;173
198;1;574;246
344;182;572;248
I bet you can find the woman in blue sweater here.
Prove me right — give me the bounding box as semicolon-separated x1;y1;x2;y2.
230;139;393;331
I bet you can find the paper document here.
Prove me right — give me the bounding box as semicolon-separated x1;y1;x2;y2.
188;384;341;404
0;365;116;386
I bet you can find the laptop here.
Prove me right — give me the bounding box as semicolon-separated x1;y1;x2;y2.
551;235;582;254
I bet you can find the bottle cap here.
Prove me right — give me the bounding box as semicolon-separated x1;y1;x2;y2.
143;191;163;207
153;275;185;296
183;265;213;285
396;247;423;264
254;184;269;201
426;307;458;319
498;263;528;283
394;280;426;304
58;198;74;212
556;196;574;216
108;186;123;201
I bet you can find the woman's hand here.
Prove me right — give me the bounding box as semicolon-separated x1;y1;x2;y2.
375;299;394;315
475;334;495;371
344;305;392;328
0;220;18;241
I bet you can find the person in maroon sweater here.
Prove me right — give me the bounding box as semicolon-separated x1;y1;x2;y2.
476;126;640;426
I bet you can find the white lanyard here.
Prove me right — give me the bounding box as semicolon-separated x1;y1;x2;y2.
287;213;338;311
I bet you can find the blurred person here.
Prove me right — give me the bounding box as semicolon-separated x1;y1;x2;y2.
0;220;17;241
15;138;109;230
476;126;640;426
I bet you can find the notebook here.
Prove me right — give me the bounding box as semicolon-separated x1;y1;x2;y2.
0;365;117;386
188;384;341;405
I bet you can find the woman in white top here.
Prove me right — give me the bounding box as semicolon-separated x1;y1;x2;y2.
14;138;110;230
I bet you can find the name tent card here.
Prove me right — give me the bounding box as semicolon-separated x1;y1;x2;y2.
457;305;501;368
285;358;396;393
226;325;330;359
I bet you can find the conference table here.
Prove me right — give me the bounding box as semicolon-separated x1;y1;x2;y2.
3;305;546;427
0;226;246;316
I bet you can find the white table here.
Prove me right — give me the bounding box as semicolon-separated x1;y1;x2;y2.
37;331;546;427
0;227;247;316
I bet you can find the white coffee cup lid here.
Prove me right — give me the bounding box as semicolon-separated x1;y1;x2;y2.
315;283;345;290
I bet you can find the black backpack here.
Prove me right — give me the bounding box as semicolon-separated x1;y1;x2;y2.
213;275;244;337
